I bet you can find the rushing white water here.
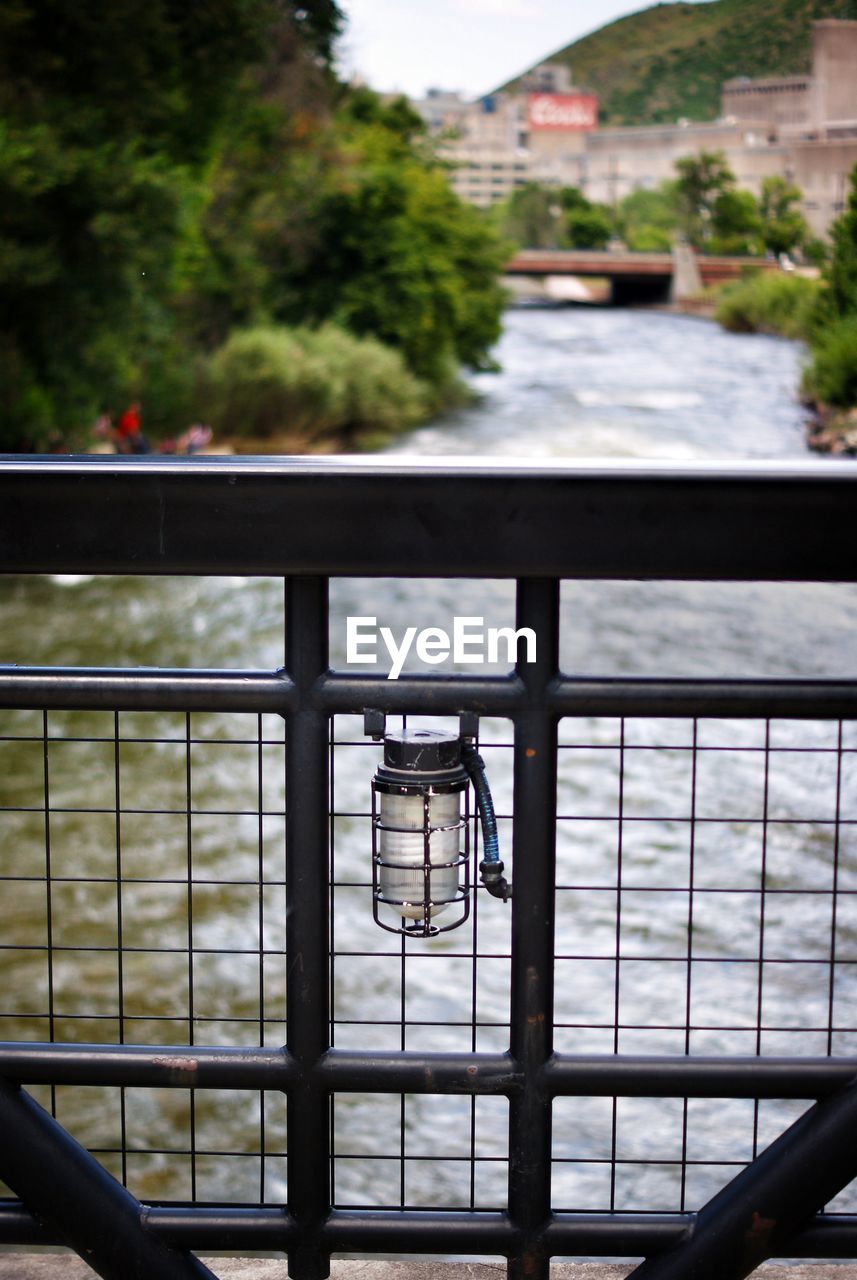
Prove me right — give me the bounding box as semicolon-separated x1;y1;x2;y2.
3;307;856;1225
388;307;810;462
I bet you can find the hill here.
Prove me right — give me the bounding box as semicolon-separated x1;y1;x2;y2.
500;0;857;126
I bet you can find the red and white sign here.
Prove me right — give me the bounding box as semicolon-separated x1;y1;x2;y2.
527;93;598;132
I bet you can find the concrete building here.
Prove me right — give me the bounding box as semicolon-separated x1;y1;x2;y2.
417;21;857;237
412;63;594;208
721;20;857;141
411;88;532;207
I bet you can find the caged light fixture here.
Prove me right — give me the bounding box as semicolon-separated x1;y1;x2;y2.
367;713;510;937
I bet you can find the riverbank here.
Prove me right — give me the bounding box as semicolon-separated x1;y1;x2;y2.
806;402;857;455
221;303;807;457
707;269;857;453
668;294;718;320
82;305;814;460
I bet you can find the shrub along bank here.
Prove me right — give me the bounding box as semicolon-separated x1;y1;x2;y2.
202;324;435;452
714;272;821;342
712;164;857;453
801;164;857;449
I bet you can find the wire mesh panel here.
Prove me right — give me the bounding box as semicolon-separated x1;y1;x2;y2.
0;706;288;1206
553;714;857;1218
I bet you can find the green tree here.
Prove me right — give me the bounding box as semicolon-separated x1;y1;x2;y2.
558;185;614;248
279;95;508;384
0;129;197;447
0;1;508;447
491;182;565;249
759;176;809;257
565;206;613;250
289;0;343;62
177;21;342;351
803;164;857;408
0;0;339;449
803;237;829;268
674;150;734;249
617;182;679;251
803;315;857;407
492;183;615;251
709;187;762;255
558;186;591;214
824;162;857;319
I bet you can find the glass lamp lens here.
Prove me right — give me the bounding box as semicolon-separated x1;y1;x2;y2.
378;790;461;921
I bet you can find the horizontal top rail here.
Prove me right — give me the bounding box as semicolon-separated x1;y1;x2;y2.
1;455;856;579
7;1043;854;1097
2;668;857;719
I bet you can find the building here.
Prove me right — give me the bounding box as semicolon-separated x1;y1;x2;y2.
411;88;532;207
416;21;857;237
412;63;596;208
722;20;857;142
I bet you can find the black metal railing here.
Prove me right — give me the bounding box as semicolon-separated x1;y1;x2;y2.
1;456;857;1280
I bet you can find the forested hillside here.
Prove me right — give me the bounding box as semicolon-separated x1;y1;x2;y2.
502;0;857;126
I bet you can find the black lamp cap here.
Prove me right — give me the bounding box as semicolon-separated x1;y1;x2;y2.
383;729;461;773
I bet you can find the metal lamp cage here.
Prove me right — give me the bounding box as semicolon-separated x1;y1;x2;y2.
371;745;471;937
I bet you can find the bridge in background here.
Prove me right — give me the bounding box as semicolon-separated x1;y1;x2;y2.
504;247;777;305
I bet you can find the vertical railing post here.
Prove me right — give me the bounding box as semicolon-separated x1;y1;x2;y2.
285;576;331;1280
508;578;559;1280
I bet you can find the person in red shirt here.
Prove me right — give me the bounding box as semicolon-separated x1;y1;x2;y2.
115;402;150;454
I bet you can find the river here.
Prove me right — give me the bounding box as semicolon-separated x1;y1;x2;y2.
390;306;810;462
2;307;856;1232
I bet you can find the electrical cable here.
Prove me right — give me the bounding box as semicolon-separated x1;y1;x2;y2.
461;742;511;902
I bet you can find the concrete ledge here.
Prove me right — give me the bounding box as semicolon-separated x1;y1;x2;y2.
3;1258;857;1279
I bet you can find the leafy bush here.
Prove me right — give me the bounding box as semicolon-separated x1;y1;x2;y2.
802;315;857;408
272;94;508;388
490;182;565;249
714;272;821;341
625;223;673;252
709;188;763;256
566;207;612;250
492;182;615;253
301;324;429;446
204;328;328;439
793;164;857;412
618;181;678;252
759;176;809;257
824;162;857;320
203;324;428;446
803;238;829;268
